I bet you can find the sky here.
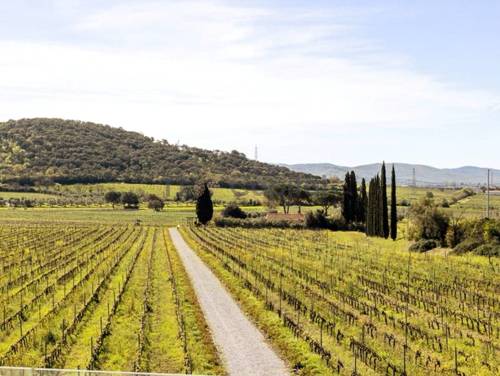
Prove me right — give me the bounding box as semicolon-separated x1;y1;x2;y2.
0;0;499;168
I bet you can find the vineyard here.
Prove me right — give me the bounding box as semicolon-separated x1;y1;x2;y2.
182;226;499;375
0;224;221;374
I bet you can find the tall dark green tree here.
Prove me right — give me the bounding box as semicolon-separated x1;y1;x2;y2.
367;176;380;236
366;179;374;235
342;172;353;222
381;162;389;238
359;178;367;223
196;183;213;224
350;171;358;221
390;165;398;240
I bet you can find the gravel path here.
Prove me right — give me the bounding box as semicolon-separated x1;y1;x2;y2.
169;228;289;376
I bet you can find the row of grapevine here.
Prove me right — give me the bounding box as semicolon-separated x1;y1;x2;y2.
0;224;220;374
184;225;498;376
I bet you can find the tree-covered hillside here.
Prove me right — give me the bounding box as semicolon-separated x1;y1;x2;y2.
0;118;322;189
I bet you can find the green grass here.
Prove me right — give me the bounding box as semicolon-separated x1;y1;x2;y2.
0;191;60;200
0;206;195;225
54;183;265;203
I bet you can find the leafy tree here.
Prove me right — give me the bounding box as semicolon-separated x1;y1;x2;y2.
408;197;449;244
121;191;139;209
175;186;197;202
196;183;213;224
147;194;165;211
390;165;397;240
104;191;122;208
313;188;341;216
295;189;311;214
264;184;298;214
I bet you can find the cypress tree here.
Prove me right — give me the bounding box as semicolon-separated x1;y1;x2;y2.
376;175;384;236
366;178;374;235
342;172;352;222
350;171;358;222
359;178;367;223
381;162;389;238
196;183;213;225
390;165;398;240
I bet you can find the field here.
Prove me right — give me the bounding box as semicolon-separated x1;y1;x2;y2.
0;224;222;374
54;183;265;204
0;207;196;226
448;193;500;219
182;225;499;376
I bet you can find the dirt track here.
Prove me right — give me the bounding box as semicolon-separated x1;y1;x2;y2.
169;228;288;376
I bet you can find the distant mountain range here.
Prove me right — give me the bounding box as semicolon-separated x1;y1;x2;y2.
281;163;499;187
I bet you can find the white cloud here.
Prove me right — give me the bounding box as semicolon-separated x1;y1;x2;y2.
0;1;499;165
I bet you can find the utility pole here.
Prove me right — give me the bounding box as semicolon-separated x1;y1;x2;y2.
487;169;490;218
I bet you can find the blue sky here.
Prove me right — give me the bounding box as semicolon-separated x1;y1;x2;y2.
1;0;499;168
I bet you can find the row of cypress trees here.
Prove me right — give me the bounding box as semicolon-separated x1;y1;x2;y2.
342;162;398;240
366;162;397;240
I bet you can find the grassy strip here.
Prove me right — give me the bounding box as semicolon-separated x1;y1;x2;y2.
94;229;153;371
164;228;224;375
179;226;330;375
140;228;185;373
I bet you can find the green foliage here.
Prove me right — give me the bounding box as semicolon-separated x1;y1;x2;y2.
121;191;140;209
147;194;165;211
0;118;322;189
483;220;500;243
175;186;198;202
264;184;299;214
409;239;439;252
305;210;330;229
221;203;247;219
104;191;122;207
312;189;341;216
453;238;485;255
473;243;500;257
214;217;303;229
408;197;449;243
196;184;213;225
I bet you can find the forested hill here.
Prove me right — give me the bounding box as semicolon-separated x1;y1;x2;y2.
0;118;321;189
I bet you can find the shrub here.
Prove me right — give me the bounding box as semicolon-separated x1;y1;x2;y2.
214;217;303;229
445;222;465;248
473;243;500;257
221;203;247;219
148;198;165;211
121;191;139;209
409;239;439;252
305;210;330;229
441;199;450;208
453;238;484;255
484;220;500;243
408;198;449;243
